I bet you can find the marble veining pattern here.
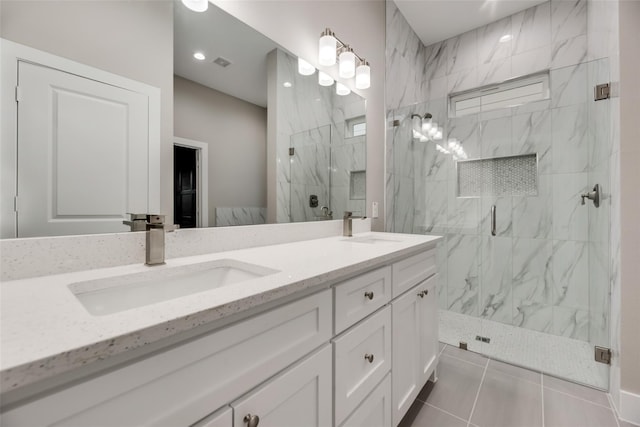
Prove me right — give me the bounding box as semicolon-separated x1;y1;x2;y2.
215;207;266;227
386;0;613;378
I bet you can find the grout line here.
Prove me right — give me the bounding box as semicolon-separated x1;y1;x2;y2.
542;385;615;410
423;402;471;425
607;393;622;427
440;352;488;369
485;359;543;387
466;358;489;427
541;373;545;427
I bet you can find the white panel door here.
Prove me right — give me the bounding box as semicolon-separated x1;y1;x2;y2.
17;60;149;237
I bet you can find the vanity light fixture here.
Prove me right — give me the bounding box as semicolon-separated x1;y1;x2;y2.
336;82;351;96
181;0;208;13
355;61;370;90
193;52;206;61
338;46;356;79
318;28;370;89
319;29;338;66
318;71;334;87
298;58;316;76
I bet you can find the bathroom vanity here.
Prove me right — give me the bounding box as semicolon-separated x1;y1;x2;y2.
0;231;440;426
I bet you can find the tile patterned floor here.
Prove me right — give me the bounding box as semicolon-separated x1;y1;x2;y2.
400;343;634;427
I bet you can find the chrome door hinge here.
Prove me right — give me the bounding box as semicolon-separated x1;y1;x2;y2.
15;86;22;102
289;147;295;156
594;83;610;101
595;346;611;364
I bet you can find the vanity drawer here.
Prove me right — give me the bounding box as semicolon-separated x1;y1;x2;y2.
333;306;392;426
392;248;436;297
3;290;332;427
334;266;392;334
339;373;391;427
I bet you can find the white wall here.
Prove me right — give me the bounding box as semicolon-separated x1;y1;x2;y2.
619;0;640;404
173;76;267;226
212;0;386;231
0;0;174;221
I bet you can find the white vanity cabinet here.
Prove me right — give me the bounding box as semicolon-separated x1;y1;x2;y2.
231;345;332;427
391;274;439;427
2;290;332;427
191;406;233;427
1;238;440;427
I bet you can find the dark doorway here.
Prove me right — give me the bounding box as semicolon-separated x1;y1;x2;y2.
174;145;197;228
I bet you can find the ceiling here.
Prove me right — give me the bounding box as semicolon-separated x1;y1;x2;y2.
174;1;280;108
175;0;548;107
393;0;547;47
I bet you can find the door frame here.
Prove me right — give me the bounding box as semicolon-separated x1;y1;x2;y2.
0;38;161;238
174;137;209;228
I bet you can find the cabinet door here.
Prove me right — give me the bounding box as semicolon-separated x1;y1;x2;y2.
418;275;439;385
232;345;332;427
391;289;421;427
334;306;391;425
340;374;392;427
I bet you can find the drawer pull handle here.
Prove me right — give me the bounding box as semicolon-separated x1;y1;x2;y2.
244;414;260;427
364;291;374;300
418;290;429;298
364;353;374;363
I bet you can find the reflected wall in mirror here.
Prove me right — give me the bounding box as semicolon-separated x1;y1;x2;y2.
0;0;366;238
272;49;366;223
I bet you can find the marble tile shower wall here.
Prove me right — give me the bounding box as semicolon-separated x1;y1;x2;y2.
276;50;367;223
385;0;613;344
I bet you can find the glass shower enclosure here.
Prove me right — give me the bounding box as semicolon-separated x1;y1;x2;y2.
387;59;611;389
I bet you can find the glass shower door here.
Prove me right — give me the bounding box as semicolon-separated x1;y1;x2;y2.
389;58;611;389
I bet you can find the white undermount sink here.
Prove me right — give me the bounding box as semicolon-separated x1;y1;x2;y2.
342;236;403;244
69;259;279;316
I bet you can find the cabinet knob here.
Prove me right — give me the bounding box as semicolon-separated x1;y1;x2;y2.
418;290;428;298
364;291;374;300
364;353;374;363
244;414;260;427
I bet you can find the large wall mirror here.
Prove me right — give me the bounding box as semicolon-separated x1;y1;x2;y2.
0;0;366;238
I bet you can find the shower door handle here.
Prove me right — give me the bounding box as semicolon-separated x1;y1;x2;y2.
491;205;496;236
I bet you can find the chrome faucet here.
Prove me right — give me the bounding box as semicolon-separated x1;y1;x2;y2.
123;214;179;265
343;211;366;237
320;206;333;219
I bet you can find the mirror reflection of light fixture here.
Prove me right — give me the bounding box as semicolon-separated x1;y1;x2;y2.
181;0;208;12
411;113;443;142
298;58;316;76
318;28;371;89
318;71;334;87
336;82;350;96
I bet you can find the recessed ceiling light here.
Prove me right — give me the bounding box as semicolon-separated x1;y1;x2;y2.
499;34;513;43
193;52;206;61
283;82;293;88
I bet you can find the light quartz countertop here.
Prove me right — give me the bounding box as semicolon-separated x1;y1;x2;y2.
0;232;441;394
